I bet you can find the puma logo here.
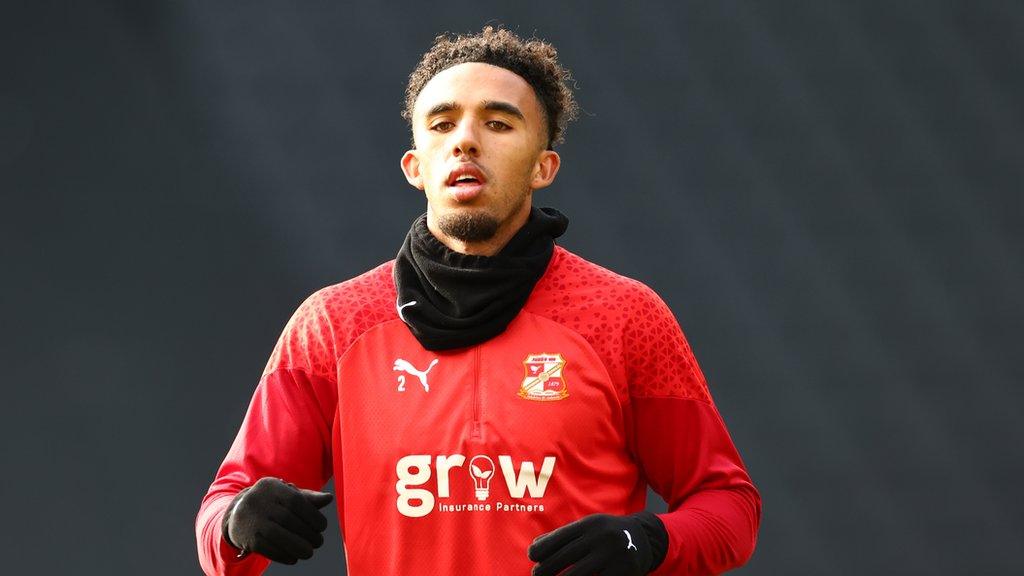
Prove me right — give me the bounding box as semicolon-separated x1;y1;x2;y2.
623;529;638;551
396;299;417;323
393;358;438;392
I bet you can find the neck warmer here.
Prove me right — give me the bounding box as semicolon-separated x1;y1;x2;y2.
393;207;569;351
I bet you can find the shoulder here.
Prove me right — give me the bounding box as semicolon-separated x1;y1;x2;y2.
299;260;398;331
264;261;398;378
531;246;709;401
534;245;667;314
270;261;398;371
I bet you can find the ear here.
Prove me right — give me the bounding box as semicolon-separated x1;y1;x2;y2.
530;149;561;190
400;150;424;190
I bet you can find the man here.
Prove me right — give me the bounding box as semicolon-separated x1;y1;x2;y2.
197;26;760;575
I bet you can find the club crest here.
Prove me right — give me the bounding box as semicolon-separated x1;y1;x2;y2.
519;353;569;401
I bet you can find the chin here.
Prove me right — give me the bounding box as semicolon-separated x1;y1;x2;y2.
436;210;501;243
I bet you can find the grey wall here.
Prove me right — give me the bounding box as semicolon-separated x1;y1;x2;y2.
4;1;1022;574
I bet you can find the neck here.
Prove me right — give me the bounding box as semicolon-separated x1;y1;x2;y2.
426;202;532;257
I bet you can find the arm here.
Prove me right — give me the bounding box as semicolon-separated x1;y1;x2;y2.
632;397;761;575
626;287;761;575
528;283;759;576
195;293;339;576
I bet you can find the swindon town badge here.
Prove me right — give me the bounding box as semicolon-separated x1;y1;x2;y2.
519;353;569;401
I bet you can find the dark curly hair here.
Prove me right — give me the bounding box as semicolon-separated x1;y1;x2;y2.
402;26;579;149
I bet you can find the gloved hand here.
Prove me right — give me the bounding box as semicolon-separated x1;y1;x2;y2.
528;511;668;576
221;477;334;565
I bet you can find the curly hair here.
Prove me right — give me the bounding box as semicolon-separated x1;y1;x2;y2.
402;26;579;149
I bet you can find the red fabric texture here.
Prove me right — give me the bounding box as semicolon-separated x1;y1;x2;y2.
196;247;760;575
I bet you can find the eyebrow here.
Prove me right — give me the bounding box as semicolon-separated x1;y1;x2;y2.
482;100;525;120
425;100;525;121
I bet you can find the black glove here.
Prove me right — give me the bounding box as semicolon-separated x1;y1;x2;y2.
528;511;668;576
221;477;333;565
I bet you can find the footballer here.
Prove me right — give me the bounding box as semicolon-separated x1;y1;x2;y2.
197;26;761;575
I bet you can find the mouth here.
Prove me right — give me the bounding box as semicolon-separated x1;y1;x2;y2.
445;164;487;202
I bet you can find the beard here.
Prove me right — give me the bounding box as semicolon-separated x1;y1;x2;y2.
435;211;500;242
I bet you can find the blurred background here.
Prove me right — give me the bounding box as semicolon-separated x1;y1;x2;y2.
3;1;1022;574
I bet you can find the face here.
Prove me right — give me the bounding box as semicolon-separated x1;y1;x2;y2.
401;62;560;254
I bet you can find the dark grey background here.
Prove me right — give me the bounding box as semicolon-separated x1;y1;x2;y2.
3;1;1022;574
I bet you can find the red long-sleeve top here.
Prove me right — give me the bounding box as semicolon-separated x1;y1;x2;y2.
196;246;760;575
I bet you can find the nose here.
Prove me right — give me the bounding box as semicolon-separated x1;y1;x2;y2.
451;120;480;158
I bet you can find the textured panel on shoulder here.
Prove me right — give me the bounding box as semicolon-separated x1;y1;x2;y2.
263;261;398;380
529;247;711;403
622;281;711;402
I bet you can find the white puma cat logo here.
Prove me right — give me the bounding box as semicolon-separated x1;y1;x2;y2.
623;529;638;551
393;358;438;392
396;298;417;323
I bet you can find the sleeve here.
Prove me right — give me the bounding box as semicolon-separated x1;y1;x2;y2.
624;285;761;575
195;291;340;576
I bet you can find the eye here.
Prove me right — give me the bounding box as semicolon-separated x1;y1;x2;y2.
430;121;455;132
486;120;511;131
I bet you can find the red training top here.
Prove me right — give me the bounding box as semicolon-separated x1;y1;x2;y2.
196;246;761;575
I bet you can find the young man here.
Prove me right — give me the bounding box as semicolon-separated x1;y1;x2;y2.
197;27;761;575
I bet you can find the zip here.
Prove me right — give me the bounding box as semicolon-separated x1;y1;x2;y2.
471;347;482;439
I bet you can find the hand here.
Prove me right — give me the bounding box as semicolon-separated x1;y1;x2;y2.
528;511;667;576
222;477;333;565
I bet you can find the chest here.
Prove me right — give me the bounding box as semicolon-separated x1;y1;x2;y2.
336;313;625;455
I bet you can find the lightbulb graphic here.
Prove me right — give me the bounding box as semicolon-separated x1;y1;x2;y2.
468;455;495;501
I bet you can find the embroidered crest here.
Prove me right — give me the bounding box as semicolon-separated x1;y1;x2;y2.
519;353;569;401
